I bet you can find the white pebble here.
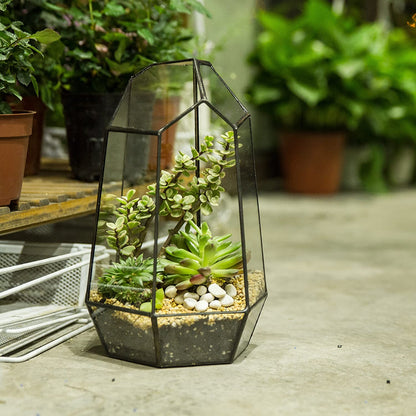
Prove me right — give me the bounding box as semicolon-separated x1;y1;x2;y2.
225;284;237;298
220;294;234;307
183;298;197;310
200;293;214;303
196;285;207;296
195;300;208;312
164;285;177;299
209;300;221;309
174;293;184;304
184;292;199;300
208;283;226;298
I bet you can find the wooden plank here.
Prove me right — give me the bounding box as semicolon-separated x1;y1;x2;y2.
0;207;10;215
23;187;86;199
19;197;50;207
0;165;148;235
21;192;68;203
0;194;98;235
9;200;31;211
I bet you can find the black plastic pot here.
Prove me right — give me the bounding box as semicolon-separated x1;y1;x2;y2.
62;92;122;182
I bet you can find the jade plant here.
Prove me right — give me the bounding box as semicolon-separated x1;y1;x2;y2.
163;221;242;290
103;131;238;259
97;131;243;311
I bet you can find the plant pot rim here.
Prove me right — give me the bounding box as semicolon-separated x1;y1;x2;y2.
0;110;36;117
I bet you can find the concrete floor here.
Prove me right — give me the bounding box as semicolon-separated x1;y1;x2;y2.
1;190;416;415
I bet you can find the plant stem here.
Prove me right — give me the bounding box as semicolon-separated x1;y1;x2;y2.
88;0;95;30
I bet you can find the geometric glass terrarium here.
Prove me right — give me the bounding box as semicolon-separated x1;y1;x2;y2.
86;59;267;367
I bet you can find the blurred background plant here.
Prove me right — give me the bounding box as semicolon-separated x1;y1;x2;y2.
246;0;416;192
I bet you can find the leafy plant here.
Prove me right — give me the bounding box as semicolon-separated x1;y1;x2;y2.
0;0;60;113
246;0;416;133
9;0;64;111
21;0;210;94
103;131;238;259
163;221;242;290
97;255;166;308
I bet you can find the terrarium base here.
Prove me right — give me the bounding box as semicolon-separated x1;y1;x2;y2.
88;272;266;367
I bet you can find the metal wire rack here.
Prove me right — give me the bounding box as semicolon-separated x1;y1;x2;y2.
0;241;108;362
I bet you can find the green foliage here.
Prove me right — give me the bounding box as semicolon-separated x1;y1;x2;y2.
163;221;242;290
99;131;242;309
359;144;388;193
247;0;416;136
0;0;60;113
98;255;166;307
12;0;210;94
139;288;164;313
104;131;238;259
104;190;156;258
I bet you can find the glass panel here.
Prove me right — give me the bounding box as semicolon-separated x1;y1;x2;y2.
89;305;156;365
234;296;267;360
236;120;267;306
198;62;247;126
156;313;244;366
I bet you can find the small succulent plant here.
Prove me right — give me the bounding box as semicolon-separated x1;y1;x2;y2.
98;255;166;309
163;221;243;290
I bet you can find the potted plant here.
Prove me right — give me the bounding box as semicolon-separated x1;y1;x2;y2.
9;1;64;176
246;0;413;194
86;60;267;367
0;0;59;206
33;0;210;182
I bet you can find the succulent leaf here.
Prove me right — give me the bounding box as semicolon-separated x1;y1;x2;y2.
190;274;207;285
164;222;242;289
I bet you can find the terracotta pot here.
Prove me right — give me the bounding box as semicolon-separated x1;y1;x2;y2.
280;131;346;194
148;97;180;171
0;111;35;206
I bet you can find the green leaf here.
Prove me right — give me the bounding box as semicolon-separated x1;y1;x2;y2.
31;29;60;44
105;58;136;75
16;70;31;87
119;235;128;247
30;74;39;96
169;0;191;14
120;245;135;256
115;37;127;63
200;203;213;216
126;189;136;201
334;59;364;80
155;288;164;309
115;217;125;227
139;302;151;312
103;2;125;17
72;48;94;60
287;78;325;106
137;28;155;45
106;222;117;230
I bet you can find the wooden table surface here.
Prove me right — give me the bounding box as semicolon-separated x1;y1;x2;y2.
0;163;100;235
